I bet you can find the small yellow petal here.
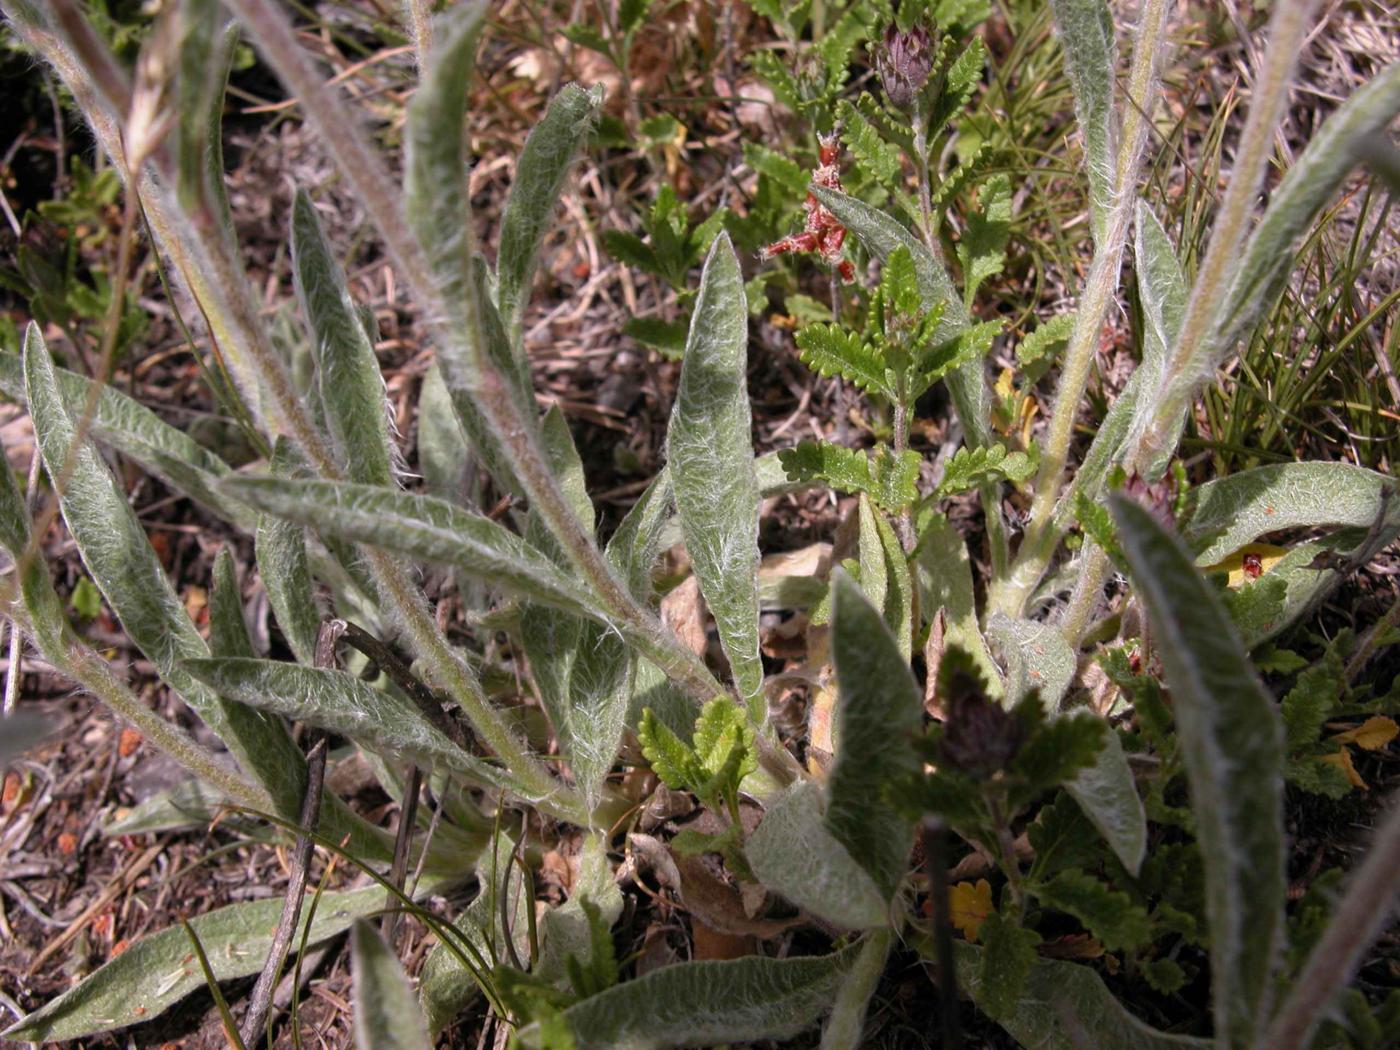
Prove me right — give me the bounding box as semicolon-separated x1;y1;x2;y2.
1319;747;1366;789
948;878;994;942
1330;715;1399;751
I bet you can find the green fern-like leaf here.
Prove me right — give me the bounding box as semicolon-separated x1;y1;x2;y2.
1016;313;1076;368
838;100;903;190
936;442;1036;497
927;36;987;139
956;173;1012;305
779;441;922;512
794;324;891;397
638;707;700;792
913;318;1000;398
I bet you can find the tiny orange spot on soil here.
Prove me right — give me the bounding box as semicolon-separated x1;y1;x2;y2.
57;832;78;855
111;939;130;958
118;727;142;757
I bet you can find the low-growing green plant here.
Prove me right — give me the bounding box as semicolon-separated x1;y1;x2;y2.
2;1;1399;1048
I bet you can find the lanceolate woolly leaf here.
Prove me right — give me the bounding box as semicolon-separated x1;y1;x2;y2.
811;186;993;448
351;921;432;1050
2;884;389;1042
914;511;1001;690
292;189;397;489
1132;201;1188;476
222;476;602;619
666;233;764;710
605;468;673;603
987;613;1075;708
1111;495;1284;1049
1049;0;1119;246
0;350;246;526
1063;732;1147;877
23;326;307;820
746;781;889;930
1181;462;1399;566
515;941;865;1049
955;944;1211;1050
208;549;254;658
497;82;606;347
826;570;922;900
820;927;891;1050
180;657;553;808
255;438;323;665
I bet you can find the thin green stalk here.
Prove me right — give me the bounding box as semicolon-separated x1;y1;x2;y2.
993;0;1170;620
1126;0;1323;476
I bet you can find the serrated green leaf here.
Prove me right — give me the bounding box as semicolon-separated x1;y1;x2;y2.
692;697;756;784
3;884;388;1042
743;142;809;195
1182;462;1398;566
927;36;986;140
24;325;306;818
936;442;1036;497
352;921;432;1050
1035;870;1153;951
827;570;922;899
811;186;993;447
956;174;1012;305
666;233;763;711
776;440;920;512
956;943;1211;1049
1049;0;1118;245
794;323;890;396
747;780;889;929
535;836;625;990
1281;648;1345;751
1016;312;1076;368
292;190;396;488
837;99;902;189
498;83;605;345
638;707;701;791
516;940;864;1049
1111;494;1284;1049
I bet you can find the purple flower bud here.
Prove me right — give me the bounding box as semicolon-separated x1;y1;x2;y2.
939;665;1024;779
877;23;934;111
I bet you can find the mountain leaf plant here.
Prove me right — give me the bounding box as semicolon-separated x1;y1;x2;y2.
2;0;1399;1047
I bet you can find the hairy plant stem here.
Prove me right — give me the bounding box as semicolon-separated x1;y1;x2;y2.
911;103;943;263
1258;796;1400;1050
1125;0;1323;478
992;0;1170;621
227;0;729;715
1058;542;1111;647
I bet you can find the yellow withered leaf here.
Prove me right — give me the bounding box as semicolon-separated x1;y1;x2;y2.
1329;715;1399;751
948;878;994;942
1319;747;1366;790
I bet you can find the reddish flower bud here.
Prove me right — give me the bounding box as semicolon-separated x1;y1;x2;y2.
877;23;934;111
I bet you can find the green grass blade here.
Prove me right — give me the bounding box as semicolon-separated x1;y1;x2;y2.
351;921;432;1050
1111;494;1284;1049
497;82;605;346
666;232;764;711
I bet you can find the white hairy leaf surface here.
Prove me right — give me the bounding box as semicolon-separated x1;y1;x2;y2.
1112;494;1284;1049
351;921;432;1050
667;232;764;710
1049;0;1119;246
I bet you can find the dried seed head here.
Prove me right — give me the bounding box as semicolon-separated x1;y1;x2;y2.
938;654;1023;778
877;23;934;111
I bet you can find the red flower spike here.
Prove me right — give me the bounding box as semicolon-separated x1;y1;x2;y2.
761;133;855;282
